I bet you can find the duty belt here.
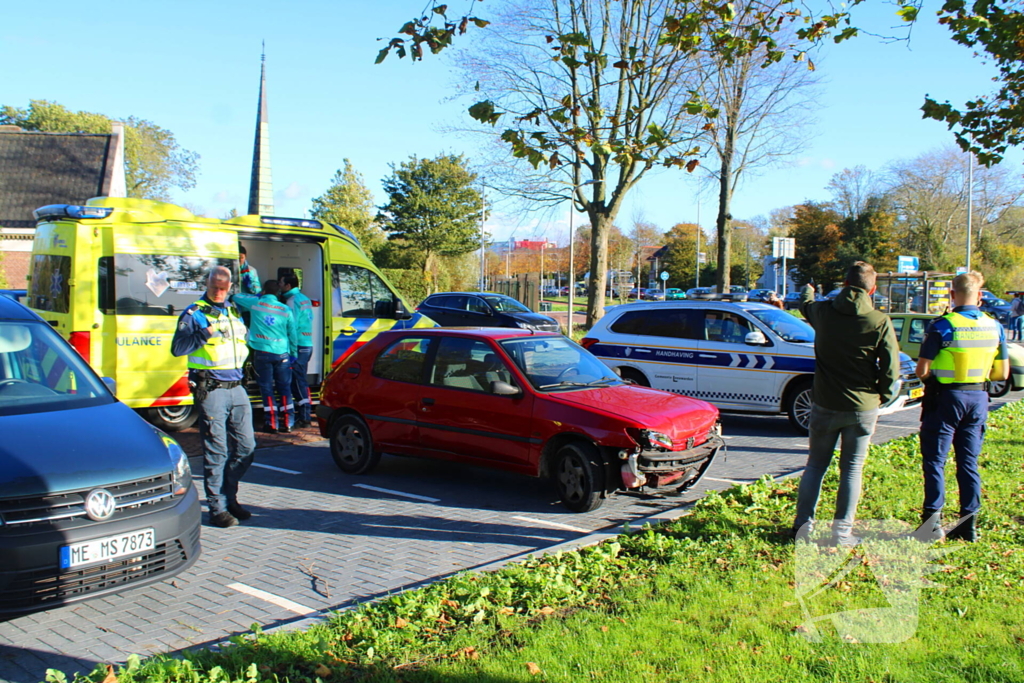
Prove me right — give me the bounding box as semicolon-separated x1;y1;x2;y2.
939;382;986;392
210;380;243;390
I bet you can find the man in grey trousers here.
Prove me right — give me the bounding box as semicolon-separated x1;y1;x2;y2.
792;261;901;544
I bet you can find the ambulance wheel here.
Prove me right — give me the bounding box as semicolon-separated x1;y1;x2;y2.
785;379;814;435
329;414;380;475
145;405;198;432
618;367;650;387
988;378;1011;398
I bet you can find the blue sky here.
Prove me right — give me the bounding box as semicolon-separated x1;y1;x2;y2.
2;1;1017;244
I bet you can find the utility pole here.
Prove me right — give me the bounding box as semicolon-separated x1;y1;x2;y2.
479;183;486;291
966;152;974;271
695;203;701;288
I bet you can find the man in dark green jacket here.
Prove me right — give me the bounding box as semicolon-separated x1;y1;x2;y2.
792;261;901;544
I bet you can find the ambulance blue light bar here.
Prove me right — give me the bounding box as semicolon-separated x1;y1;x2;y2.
329;223;361;246
260;216;322;230
34;205;114;221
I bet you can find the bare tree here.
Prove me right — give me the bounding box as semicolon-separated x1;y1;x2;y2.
459;0;722;325
694;3;820;291
826;166;882;219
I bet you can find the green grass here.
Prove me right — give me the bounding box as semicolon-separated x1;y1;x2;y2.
52;401;1024;683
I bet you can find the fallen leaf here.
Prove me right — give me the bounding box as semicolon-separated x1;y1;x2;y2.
526;662;543;675
394;617;409;628
539;606;555;615
964;572;977;581
498;607;515;615
101;665;117;683
601;626;609;632
314;664;332;677
704;665;714;672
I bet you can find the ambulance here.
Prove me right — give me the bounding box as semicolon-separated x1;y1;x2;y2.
26;197;434;430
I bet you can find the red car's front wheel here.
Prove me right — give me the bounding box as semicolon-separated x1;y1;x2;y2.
329;414;381;475
554;442;605;513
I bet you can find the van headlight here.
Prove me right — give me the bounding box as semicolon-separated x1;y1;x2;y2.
162;435;193;495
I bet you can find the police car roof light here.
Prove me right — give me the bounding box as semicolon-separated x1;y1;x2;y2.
33;205;114;221
261;216;322;230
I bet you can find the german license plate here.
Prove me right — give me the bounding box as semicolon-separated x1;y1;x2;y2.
59;528;155;569
911;387;924;399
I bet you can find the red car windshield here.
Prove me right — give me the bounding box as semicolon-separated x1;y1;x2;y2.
499;336;621;391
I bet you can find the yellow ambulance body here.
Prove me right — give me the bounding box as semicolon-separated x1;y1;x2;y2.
27;197;434;430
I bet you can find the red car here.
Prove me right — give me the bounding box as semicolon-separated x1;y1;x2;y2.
315;328;723;512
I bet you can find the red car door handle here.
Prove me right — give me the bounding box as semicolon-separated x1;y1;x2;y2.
422;397;435;405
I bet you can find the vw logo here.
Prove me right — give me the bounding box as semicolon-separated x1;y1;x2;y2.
84;489;116;521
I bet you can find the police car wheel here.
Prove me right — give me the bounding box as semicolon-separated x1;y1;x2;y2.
785;380;813;435
988;378;1011;398
145;405;199;432
330;414;381;475
553;442;605;513
618;368;650;387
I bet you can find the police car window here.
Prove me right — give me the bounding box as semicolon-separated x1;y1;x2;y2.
609;310;650;334
373;337;434;384
113;255;236;316
908;319;928;344
28;254;71;314
644;309;701;339
891;317;905;340
332;265;395;318
703;311;752;343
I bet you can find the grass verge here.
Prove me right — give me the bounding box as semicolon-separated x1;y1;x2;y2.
51;401;1024;683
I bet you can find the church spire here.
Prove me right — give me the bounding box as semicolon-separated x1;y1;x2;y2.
248;43;274;216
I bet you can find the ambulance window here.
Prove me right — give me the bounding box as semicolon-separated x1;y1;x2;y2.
113;254;237;316
332;265;395;318
891;317;905;340
908;319;928;344
28;255;71;314
98;257;115;314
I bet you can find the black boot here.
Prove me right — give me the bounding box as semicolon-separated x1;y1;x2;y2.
913;510;944;542
946;513;977;542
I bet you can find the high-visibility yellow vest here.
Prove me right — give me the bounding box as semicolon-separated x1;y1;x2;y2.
931;311;1000;384
186;302;249;372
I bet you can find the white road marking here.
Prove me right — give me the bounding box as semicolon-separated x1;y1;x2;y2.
228;583;317;616
353;484;440;503
251;463;302;475
704;477;754;485
512;515;589;534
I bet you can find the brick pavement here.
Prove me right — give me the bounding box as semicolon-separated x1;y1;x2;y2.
0;397;1014;682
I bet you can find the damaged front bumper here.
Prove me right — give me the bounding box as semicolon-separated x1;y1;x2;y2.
620;433;725;494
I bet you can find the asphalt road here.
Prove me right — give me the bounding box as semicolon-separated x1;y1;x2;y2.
0;395;1014;683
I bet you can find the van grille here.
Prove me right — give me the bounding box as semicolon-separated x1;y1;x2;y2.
0;474;176;529
0;526;197;611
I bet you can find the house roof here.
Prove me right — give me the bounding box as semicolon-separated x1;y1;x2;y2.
0;129;118;228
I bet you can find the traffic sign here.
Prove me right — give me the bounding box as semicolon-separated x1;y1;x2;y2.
956;267;968;275
772;237;795;259
698;252;707;264
897;255;919;273
660;271;669;281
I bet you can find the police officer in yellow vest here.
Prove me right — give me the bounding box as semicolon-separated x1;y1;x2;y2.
171;266;256;529
916;271;1009;542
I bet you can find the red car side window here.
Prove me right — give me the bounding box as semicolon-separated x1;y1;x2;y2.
372;337;433;384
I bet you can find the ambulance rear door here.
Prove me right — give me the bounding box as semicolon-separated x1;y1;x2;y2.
104;225;239;410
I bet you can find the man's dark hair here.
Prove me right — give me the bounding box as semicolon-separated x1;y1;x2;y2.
262;280;280;297
845;261;876;291
239;245;247;256
281;274;300;290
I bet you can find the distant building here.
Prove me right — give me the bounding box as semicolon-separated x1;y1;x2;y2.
0;124;126;288
757;255;797;293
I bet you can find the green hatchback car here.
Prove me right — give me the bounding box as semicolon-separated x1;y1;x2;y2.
889;311;1024;398
665;288;686;300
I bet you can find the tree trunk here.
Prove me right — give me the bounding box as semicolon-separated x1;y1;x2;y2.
715;126;736;292
586;212;612;328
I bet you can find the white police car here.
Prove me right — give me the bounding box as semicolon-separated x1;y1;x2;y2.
581;301;921;433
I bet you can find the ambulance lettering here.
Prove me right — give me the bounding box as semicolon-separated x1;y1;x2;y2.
116;336;164;347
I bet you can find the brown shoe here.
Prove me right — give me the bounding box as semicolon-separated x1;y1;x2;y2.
210;511;239;528
228;503;252;521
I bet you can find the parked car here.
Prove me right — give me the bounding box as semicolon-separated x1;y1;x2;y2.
980;290;1012;326
746;289;774;303
685;287;714;300
315;328;724;512
665;288;686;300
0;295;201;615
824;287;890;312
889;311;1023;398
541;287;560;298
417;292;560;333
643;289;666;301
581;300;921;433
717;286;748;302
783;291;804;310
0;289;27;305
627;288;645;300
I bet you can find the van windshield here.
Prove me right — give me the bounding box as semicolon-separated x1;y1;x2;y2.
0;321;111;416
